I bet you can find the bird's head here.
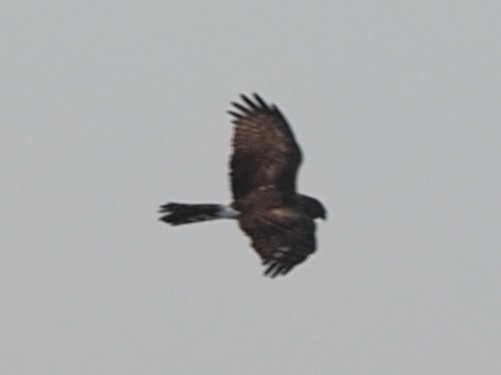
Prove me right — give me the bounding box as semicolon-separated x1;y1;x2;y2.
299;195;327;220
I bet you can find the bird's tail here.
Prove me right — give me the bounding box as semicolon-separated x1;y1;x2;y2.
159;203;239;226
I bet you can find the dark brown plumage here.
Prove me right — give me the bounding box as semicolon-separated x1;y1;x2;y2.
228;94;302;199
159;93;326;277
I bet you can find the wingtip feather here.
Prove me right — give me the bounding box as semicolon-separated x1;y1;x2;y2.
253;93;269;109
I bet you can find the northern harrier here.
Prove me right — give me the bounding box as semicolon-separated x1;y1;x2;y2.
159;94;326;277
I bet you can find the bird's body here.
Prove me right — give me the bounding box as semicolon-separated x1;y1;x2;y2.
159;94;326;277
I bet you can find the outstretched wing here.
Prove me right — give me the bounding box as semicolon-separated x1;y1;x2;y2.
228;93;302;200
239;208;316;277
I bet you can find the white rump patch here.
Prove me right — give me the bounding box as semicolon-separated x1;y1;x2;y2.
217;205;240;219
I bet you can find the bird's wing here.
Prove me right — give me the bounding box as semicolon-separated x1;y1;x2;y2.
239;208;316;277
228;93;302;200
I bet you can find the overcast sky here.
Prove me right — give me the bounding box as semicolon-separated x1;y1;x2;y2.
2;1;501;374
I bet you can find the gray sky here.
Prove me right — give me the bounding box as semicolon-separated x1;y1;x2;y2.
2;1;501;374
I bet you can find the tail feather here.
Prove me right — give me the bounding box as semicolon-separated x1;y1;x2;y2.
159;203;236;225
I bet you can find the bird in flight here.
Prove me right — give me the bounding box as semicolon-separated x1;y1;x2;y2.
159;93;326;277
